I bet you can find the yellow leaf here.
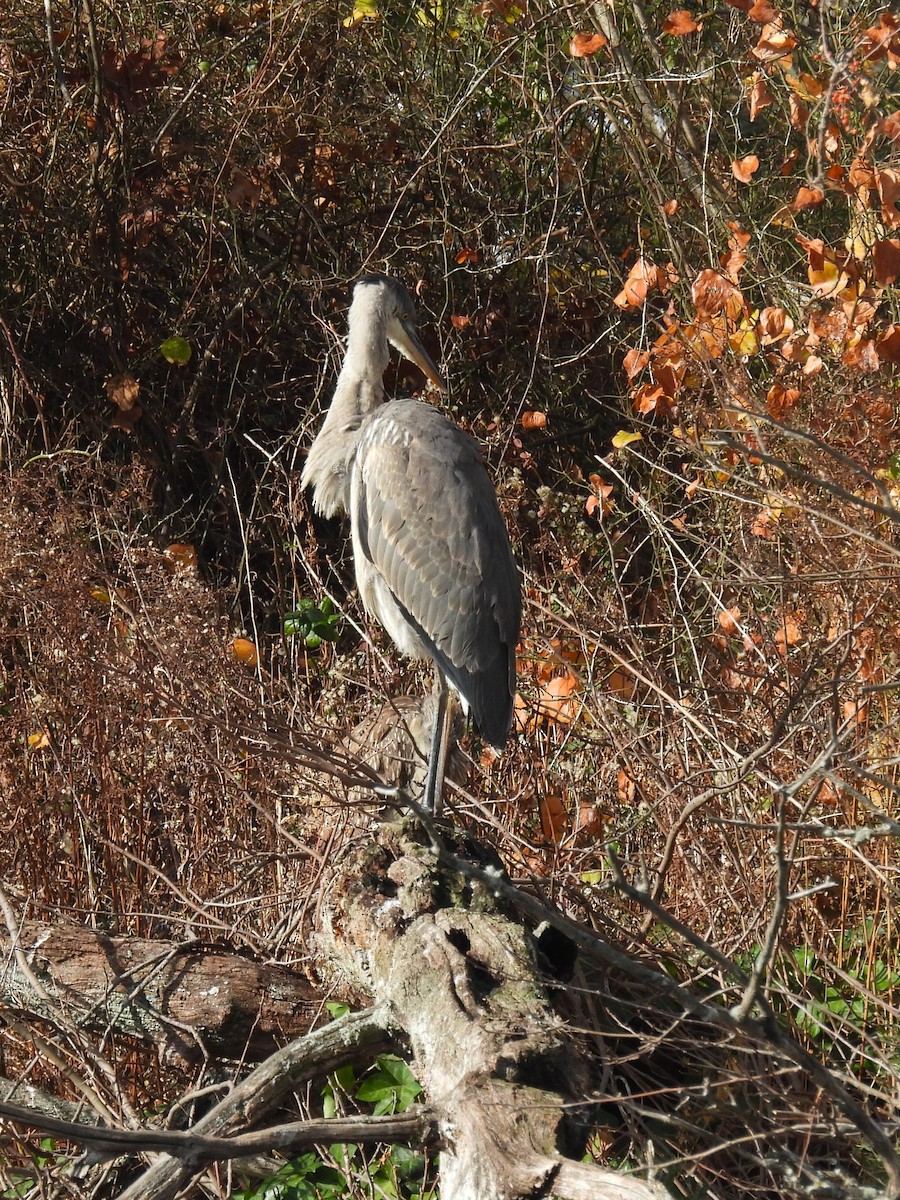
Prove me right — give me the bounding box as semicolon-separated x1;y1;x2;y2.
343;0;379;25
729;320;759;358
611;430;643;449
28;732;51;749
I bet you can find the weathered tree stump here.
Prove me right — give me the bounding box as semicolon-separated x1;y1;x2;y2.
319;819;668;1200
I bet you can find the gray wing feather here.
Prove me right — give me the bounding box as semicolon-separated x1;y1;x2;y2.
354;399;520;745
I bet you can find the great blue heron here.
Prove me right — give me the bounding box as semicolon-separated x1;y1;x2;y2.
300;274;520;814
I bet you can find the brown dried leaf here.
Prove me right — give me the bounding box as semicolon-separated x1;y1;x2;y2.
842;337;880;372
747;0;779;21
106;373;140;411
876;168;900;230
751;508;776;538
718;606;741;635
165;543;198;572
614;258;661;309
876;324;900;364
788;94;808;130
623;347;650;379
539;794;569;843
766;382;800;419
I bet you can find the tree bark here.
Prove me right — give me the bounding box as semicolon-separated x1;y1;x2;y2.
0;921;321;1058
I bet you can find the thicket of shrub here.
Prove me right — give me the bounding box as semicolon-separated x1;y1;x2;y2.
1;1;898;1196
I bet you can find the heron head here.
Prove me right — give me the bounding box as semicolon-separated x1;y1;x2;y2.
356;274;446;391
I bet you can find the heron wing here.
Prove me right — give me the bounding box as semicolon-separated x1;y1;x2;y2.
353;400;520;745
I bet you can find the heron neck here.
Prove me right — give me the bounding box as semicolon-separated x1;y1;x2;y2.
332;293;392;418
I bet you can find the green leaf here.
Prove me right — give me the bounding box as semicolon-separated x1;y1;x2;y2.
160;336;192;365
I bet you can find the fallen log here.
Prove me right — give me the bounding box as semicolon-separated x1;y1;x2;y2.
0;921;321;1058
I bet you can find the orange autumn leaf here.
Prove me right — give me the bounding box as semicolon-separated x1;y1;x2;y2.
536;671;581;726
569;31;607;57
718;606;741;636
663;9;698;35
751;23;796;60
843;337;880;372
231;637;260;666
748;73;774;122
807;304;849;347
780;147;800;175
774;613;803;654
513;690;531;733
793;185;824;211
623;347;650;379
616;767;636;804
691;269;743;319
455;247;479;264
732;154;760;183
751;507;776;539
539;794;569;843
802;353;824;377
165;543;198;571
882;110;900;146
876;325;900;365
767;382;800;419
842;697;869;727
872;239;900;286
614;258;661;309
633;382;676;418
799;236;847;297
758;305;794;343
747;0;778;20
788;94;808;130
860;12;900;65
586;474;615;519
722;225;751;281
876;169;900;230
521;410;547;430
574;802;604;841
606;668;636;700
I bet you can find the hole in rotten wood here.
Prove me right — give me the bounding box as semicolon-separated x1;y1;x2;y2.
446;927;470;955
446;928;501;1003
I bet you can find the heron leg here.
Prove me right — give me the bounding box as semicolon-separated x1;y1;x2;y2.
423;670;452;817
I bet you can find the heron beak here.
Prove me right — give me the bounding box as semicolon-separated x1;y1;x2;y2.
391;319;446;391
